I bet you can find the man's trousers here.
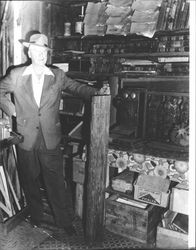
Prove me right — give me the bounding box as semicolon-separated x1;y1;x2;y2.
17;138;74;228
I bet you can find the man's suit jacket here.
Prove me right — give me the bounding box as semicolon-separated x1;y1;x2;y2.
0;66;97;150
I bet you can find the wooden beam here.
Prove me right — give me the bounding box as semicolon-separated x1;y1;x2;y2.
84;95;111;244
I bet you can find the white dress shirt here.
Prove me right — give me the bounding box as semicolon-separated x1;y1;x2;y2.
22;65;54;106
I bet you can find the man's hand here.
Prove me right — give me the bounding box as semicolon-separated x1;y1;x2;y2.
95;84;110;96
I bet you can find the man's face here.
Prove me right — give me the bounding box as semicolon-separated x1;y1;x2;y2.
28;45;48;66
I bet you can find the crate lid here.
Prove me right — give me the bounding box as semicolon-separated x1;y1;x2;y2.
135;174;170;193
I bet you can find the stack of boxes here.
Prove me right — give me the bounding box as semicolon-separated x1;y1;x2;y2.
105;169;188;248
156;183;188;249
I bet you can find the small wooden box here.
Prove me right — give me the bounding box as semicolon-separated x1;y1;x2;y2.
156;224;188;249
105;194;163;245
73;157;86;184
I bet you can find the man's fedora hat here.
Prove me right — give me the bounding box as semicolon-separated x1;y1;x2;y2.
20;33;51;50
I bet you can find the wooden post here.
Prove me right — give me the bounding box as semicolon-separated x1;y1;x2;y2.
84;95;111;244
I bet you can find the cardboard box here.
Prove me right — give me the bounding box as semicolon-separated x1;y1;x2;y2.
105;194;163;245
156;224;188;249
169;183;188;215
134;174;170;208
73;157;86;184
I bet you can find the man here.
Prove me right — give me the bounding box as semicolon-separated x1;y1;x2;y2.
0;33;109;236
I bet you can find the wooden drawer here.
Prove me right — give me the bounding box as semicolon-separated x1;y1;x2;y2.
156;224;188;249
105;194;163;245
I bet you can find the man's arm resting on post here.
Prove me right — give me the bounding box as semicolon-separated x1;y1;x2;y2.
62;71;110;100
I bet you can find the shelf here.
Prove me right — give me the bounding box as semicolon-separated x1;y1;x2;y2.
59;110;83;117
114;52;189;58
154;29;189;36
66;71;189;82
83;52;189;58
53;35;82;40
54;29;189;41
120;75;189;82
66;71;114;79
109;139;189;162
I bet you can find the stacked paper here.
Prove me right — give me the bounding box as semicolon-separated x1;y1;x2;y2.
84;2;108;36
131;0;162;38
106;0;133;35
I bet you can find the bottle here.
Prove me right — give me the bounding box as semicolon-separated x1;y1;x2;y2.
75;5;84;35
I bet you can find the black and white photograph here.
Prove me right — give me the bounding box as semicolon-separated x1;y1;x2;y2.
0;0;195;249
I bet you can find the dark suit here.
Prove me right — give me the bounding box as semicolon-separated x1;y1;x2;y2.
0;65;97;226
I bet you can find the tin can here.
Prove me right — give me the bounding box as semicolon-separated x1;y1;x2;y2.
64;22;71;36
75;21;83;34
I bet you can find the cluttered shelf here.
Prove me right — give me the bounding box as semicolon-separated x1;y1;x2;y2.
108;138;189;189
109;135;189;161
105;166;188;247
66;71;114;79
53;28;189;41
83;51;189;58
65;72;189;81
51;29;189;59
51;39;189;58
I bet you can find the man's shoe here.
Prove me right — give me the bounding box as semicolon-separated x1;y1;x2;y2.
64;225;77;236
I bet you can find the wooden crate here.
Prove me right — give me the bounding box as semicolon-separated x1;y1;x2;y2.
156;224;188;249
0;207;29;235
105;194;163;246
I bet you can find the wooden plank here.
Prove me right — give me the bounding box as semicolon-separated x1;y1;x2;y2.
85;95;111;244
